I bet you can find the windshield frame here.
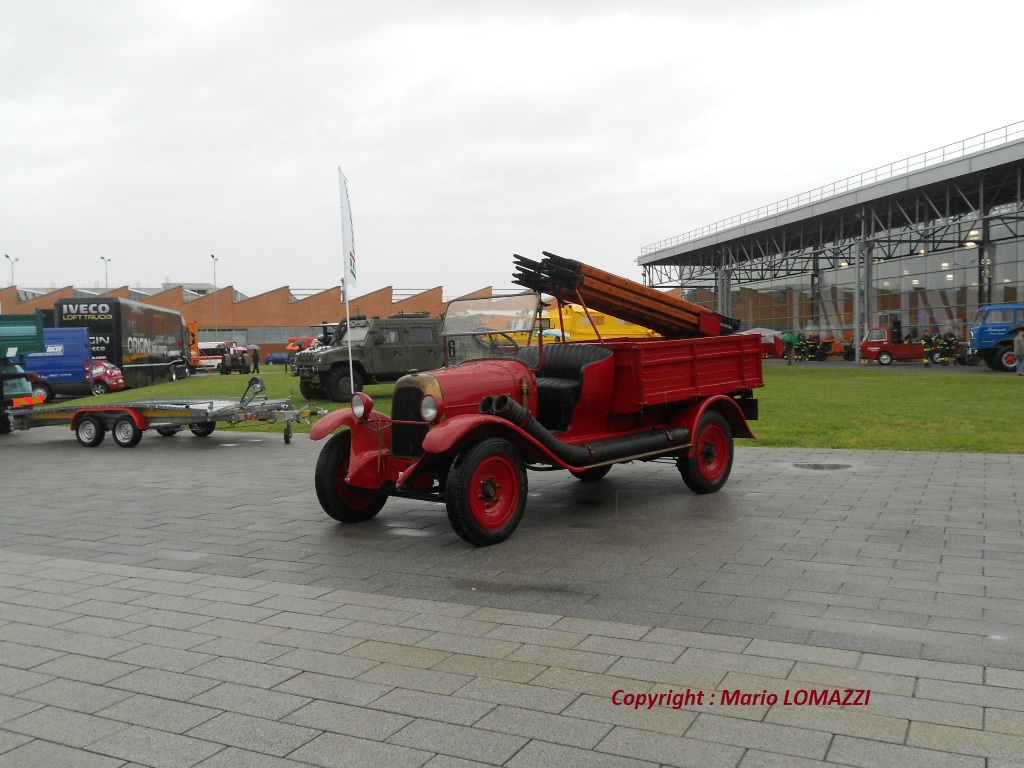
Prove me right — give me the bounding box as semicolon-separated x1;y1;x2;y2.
440;292;544;367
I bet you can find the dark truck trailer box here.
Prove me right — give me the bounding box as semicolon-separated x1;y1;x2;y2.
54;298;188;389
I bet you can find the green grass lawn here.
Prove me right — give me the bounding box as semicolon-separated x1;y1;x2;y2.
59;364;1022;453
755;364;1021;453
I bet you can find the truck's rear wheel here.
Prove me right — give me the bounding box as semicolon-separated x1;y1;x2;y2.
32;382;53;403
326;368;363;402
877;351;893;366
678;411;733;494
314;431;388;522
113;416;143;448
190;422;216;437
445;438;527;546
76;416;105;447
997;347;1016;372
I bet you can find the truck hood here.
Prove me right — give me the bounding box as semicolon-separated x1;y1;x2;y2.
399;359;535;418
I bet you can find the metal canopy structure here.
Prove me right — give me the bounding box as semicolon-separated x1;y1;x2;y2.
638;123;1024;340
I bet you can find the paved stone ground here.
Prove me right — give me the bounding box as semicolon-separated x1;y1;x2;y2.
0;426;1022;766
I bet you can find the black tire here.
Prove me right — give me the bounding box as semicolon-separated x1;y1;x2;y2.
570;465;612;481
445;438;527;546
997;347;1016;373
76;416;105;447
112;416;143;448
326;367;363;402
877;351;893;366
190;422;216;437
156;426;180;437
91;380;109;396
985;356;998;370
815;349;828;362
842;348;855;362
299;380;321;400
314;431;388;522
0;415;12;435
678;411;733;494
32;382;53;403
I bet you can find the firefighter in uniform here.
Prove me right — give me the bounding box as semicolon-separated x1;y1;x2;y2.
921;332;934;367
940;332;958;366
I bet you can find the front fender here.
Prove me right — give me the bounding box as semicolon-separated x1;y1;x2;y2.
311;408;357;440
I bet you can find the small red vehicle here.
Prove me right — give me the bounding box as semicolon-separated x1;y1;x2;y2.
859;326;941;365
311;254;764;546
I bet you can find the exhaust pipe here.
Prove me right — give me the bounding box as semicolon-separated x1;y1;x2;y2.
491;394;690;468
480;395;495;414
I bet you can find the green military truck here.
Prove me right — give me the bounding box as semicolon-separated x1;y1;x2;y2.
292;312;442;401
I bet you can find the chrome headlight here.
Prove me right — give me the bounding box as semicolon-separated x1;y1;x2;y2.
351;392;373;420
420;394;442;423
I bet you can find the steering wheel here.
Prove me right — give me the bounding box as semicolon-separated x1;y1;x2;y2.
472;328;521;356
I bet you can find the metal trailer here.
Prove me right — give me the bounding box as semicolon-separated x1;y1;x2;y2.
6;377;325;448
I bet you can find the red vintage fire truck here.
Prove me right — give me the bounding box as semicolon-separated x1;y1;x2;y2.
311;253;764;546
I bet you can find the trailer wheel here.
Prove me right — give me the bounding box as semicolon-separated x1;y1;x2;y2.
570;465;611;482
76;416;105;447
112;417;143;448
678;411;733;494
314;431;388;523
190;422;216;437
877;351;893;366
156;426;180;437
446;438;527;546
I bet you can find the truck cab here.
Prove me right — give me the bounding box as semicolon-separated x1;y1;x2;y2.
969;303;1024;371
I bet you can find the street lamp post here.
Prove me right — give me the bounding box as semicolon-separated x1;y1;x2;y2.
100;256;112;290
4;254;18;287
211;254;219;337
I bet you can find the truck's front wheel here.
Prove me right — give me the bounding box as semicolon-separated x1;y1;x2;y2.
326;368;363;402
678;411;733;494
445;438;527;546
877;351;893;366
315;431;388;522
299;380;321;400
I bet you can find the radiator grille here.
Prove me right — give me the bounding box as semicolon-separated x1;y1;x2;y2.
392;387;428;459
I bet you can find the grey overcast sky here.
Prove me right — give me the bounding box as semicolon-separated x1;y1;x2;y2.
2;0;1021;299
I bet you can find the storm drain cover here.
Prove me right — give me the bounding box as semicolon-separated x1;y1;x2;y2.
793;463;852;471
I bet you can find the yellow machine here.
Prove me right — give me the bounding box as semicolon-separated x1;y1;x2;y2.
541;304;660;341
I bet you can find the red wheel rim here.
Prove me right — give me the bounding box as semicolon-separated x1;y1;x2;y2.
697;423;730;482
468;454;520;530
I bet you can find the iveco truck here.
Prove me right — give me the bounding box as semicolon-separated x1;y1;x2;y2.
54;298;190;389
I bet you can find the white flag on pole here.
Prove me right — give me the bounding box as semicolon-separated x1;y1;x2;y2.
339;169;356;300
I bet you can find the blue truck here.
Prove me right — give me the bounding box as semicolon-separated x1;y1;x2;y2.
21;327;125;402
967;302;1024;372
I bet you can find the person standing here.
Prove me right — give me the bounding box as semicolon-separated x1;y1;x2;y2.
1014;329;1024;376
252;346;260;373
782;331;798;366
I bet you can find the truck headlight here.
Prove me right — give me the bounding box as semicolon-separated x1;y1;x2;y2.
420;394;443;423
351;393;373;421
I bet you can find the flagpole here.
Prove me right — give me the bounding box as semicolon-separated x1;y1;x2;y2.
339;169;357;399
